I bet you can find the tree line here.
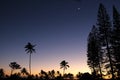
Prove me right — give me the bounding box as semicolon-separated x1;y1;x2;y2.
1;3;120;80
0;42;99;80
0;42;73;80
87;3;120;80
1;42;92;80
0;66;94;80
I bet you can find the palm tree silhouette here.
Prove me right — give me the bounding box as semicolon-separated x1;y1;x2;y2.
25;42;36;75
60;60;69;76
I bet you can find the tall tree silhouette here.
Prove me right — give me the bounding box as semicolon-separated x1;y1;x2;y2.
112;6;120;77
25;42;36;75
97;3;115;79
87;25;103;78
60;60;69;76
9;62;21;75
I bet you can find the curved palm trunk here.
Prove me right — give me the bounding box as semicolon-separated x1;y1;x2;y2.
29;53;31;75
63;68;65;76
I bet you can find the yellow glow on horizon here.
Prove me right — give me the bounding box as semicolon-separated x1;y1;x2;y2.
31;62;91;76
1;50;91;76
3;65;90;75
1;59;91;76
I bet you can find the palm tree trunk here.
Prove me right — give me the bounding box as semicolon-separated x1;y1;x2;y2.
63;68;65;76
29;53;31;75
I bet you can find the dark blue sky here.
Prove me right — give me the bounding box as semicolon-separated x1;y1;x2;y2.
0;0;120;75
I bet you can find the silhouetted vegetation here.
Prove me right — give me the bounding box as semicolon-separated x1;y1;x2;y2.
60;60;70;76
87;3;120;80
25;42;36;75
1;3;120;80
21;67;29;76
0;68;5;79
87;25;103;79
0;67;107;80
9;62;21;75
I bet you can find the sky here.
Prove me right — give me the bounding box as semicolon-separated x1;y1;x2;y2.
0;0;120;75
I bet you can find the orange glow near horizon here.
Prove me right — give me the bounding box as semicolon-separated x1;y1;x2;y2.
0;50;91;76
1;62;91;76
1;1;120;80
4;66;90;76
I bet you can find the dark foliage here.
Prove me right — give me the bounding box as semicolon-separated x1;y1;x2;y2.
9;62;21;75
87;25;103;78
25;42;36;75
60;60;70;75
87;3;120;79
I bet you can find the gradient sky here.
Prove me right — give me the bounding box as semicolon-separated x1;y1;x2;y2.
0;0;120;75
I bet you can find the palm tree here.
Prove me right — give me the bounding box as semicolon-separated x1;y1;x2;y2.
25;42;36;75
60;60;69;76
